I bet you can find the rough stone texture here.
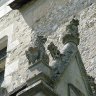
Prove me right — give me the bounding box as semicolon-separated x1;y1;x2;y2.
79;3;96;78
26;36;49;65
0;0;96;94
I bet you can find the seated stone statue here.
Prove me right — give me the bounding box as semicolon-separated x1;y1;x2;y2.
26;36;49;65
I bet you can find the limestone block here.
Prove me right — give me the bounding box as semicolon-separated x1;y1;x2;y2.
79;3;96;76
0;24;14;47
28;62;52;79
3;75;12;88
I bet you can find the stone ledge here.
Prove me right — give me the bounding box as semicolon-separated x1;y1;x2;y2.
16;80;58;96
28;62;52;78
9;0;33;9
27;72;54;88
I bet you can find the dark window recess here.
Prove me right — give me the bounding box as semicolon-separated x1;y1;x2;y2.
0;47;7;85
0;70;4;84
0;47;7;60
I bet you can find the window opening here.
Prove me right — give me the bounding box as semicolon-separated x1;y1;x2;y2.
0;47;7;84
0;37;7;85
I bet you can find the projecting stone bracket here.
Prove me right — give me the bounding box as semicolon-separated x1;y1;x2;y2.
17;62;58;96
27;62;54;87
27;62;52;79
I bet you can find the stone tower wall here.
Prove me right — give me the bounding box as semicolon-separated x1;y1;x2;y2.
0;0;96;93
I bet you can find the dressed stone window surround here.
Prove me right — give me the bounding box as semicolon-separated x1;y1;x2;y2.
0;0;14;18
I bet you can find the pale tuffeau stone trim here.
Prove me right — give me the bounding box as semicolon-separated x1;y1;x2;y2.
0;0;15;18
5;59;19;76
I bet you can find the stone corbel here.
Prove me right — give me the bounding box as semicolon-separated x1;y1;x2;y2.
16;62;58;96
27;62;52;83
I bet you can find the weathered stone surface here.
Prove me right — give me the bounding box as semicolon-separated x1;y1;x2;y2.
5;60;19;76
79;3;96;77
47;19;79;80
0;0;96;94
55;51;92;96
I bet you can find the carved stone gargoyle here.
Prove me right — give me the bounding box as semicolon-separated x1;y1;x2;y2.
63;18;79;46
26;36;49;65
47;42;62;79
47;42;61;59
48;18;80;80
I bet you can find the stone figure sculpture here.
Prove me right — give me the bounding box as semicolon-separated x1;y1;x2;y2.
47;42;62;79
47;42;61;59
26;36;49;65
48;18;80;80
61;18;80;63
63;18;79;45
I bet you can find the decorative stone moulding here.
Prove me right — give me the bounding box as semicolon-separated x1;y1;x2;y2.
16;80;58;96
9;0;33;9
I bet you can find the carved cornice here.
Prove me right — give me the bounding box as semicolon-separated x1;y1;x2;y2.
27;72;54;88
9;0;32;9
